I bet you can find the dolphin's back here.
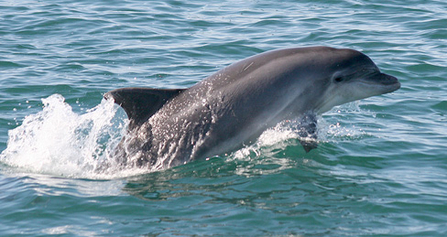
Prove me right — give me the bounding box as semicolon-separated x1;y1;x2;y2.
104;46;400;169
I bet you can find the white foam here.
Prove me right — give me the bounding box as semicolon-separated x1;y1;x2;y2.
232;120;305;160
0;94;146;179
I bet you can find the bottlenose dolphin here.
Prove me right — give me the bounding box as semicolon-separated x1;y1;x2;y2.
105;46;400;170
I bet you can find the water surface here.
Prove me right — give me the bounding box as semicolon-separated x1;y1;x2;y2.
1;0;447;236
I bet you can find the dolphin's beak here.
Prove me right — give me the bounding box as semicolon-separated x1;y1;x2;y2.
363;72;400;94
378;73;400;93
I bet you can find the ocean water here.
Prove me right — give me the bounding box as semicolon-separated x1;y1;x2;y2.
1;0;446;236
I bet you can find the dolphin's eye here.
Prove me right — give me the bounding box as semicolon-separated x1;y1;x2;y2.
334;76;343;83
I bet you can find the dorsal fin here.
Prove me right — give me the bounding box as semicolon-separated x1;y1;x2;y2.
104;87;186;129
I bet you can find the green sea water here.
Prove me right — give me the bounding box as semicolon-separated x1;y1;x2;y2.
1;0;447;236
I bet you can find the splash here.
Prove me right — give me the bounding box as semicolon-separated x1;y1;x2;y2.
232;106;368;161
0;94;367;178
232;120;309;160
0;94;147;179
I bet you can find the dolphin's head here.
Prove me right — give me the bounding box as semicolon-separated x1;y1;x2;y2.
312;48;400;114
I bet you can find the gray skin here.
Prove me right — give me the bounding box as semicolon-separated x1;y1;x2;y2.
105;46;400;170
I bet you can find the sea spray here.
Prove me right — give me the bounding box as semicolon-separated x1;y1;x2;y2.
0;94;141;178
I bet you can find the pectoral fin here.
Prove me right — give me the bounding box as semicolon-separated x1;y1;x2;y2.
297;113;318;153
104;87;186;129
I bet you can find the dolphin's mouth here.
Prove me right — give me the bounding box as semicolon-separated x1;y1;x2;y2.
362;72;401;93
380;73;401;93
